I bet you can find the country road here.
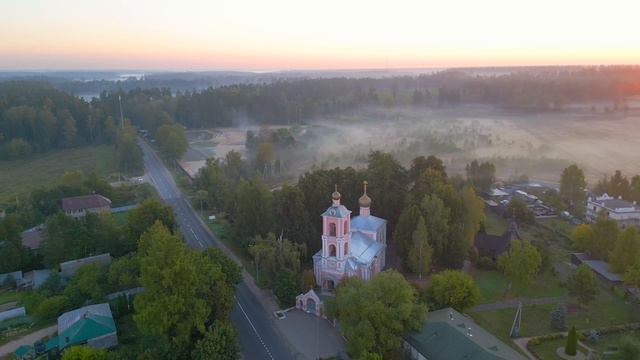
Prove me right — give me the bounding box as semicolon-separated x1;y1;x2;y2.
139;139;297;360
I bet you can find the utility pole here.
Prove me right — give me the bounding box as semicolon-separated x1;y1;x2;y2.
118;95;124;130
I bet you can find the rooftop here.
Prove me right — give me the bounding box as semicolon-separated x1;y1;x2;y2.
20;224;45;250
350;214;386;232
350;231;385;264
322;204;351;218
405;308;526;360
57;303;116;350
589;193;639;212
583;260;622;282
62;194;111;212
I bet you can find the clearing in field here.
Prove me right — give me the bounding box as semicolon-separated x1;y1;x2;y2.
0;145;117;206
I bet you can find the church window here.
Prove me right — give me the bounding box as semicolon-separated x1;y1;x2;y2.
329;244;336;257
344;220;348;234
329;223;336;236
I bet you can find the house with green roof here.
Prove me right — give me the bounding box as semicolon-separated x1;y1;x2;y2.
403;308;526;360
47;303;118;353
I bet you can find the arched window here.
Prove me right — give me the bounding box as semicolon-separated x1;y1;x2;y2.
329;223;336;236
344;220;348;234
329;244;336;257
344;243;349;255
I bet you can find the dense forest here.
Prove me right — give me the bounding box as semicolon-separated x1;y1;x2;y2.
2;66;640;159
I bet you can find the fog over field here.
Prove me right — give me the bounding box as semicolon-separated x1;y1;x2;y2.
190;102;640;186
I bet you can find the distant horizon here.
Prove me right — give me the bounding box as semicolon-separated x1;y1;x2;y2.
2;0;639;71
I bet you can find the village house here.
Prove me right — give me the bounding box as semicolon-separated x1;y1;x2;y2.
296;182;387;317
46;303;118;354
586;193;640;228
20;224;45;251
404;307;526;360
62;194;112;219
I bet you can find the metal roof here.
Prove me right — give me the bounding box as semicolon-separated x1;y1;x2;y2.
321;204;351;218
405;308;526;360
57;303;116;350
350;231;384;265
350;215;386;232
62;194;112;212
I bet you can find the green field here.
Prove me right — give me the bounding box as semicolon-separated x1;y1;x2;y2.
0;145;117;206
474;269;566;303
537;217;576;238
471;291;640;343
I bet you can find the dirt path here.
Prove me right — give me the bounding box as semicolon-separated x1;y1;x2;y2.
0;325;56;357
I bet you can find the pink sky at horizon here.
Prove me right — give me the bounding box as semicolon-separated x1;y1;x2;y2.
2;0;639;71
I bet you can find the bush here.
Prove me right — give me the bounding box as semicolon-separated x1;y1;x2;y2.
550;304;567;331
476;256;496;270
35;295;69;320
273;269;300;308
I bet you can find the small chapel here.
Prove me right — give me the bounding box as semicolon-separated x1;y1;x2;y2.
296;181;387;316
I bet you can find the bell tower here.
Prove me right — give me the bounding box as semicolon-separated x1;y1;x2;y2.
321;185;351;260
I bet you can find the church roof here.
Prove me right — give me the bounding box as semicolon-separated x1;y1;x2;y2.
322;204;351;218
351;215;386;232
350;231;385;265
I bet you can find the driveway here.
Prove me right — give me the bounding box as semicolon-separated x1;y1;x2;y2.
276;310;346;360
0;325;57;357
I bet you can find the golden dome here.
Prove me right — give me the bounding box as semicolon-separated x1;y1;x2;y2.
359;180;371;207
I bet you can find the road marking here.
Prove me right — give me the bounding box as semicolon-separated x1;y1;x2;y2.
236;297;275;360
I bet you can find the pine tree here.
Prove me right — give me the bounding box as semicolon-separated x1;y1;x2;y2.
565;326;577;356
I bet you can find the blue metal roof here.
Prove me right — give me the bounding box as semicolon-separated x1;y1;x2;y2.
350;231;384;265
350;215;386;232
321;204;351;218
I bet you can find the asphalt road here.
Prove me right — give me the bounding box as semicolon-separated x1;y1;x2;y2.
139;139;296;360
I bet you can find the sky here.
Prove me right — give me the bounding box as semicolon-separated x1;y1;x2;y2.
1;0;639;71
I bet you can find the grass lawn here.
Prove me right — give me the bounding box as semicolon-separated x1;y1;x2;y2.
111;211;130;226
471;291;640;343
537;218;576;238
474;269;566;304
484;212;508;235
0;145;117;206
529;338;590;360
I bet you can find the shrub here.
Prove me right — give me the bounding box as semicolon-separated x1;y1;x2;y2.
476;256;496;270
550;304;567;331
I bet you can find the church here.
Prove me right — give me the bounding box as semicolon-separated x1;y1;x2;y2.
296;182;387;316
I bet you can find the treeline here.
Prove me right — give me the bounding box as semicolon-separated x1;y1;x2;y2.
0;82;118;159
594;170;640;202
4;66;640;158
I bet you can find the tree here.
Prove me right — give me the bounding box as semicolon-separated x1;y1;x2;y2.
465;160;496;192
366;151;408;229
61;346;108;360
609;226;640;273
156;123;188;161
63;263;108;306
392;204;421;258
108;253;140;290
328;270;426;357
565;326;577;356
571;224;595;252
420;195;449;261
617;336;640;360
274;184;314;250
497;239;542;286
567;264;599;305
560;164;587;216
408;216;432;278
116;125;143;175
191;321;239;360
506;198;534;224
424;270;480;311
127;199;176;242
408;155;446;182
273;269;300;307
35;295;69;320
134;222;217;352
249;233;303;287
624;263;640;289
233;179;273;240
591;216;619;260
